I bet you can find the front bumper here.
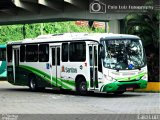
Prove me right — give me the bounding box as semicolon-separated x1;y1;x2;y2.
101;79;147;92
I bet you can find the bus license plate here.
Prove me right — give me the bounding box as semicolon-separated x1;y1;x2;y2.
126;88;133;91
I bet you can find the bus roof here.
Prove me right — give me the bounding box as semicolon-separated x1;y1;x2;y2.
0;44;6;48
7;33;140;45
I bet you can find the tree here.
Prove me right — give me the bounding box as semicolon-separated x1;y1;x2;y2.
124;0;159;82
124;1;159;50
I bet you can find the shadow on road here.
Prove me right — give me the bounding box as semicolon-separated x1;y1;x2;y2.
0;87;145;98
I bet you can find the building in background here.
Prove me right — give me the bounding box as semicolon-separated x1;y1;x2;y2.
75;21;106;29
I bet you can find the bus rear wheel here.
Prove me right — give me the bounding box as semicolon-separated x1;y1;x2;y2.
29;77;37;91
76;79;87;95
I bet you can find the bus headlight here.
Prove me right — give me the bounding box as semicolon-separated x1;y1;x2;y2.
141;74;148;80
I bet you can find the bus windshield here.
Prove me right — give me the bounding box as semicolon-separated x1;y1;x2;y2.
102;39;146;70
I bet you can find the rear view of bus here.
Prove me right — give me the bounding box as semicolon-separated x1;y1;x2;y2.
0;44;7;79
99;34;147;94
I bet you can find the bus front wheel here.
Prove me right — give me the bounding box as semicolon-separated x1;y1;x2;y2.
113;91;125;95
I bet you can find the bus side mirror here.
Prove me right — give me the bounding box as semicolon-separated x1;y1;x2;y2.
99;44;105;59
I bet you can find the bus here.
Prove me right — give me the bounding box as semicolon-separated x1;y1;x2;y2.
0;44;7;79
7;33;148;94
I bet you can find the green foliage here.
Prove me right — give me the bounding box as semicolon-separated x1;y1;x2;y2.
124;0;159;49
0;21;105;44
124;0;160;82
0;25;23;43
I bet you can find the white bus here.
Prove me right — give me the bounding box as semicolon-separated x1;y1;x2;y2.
7;33;148;94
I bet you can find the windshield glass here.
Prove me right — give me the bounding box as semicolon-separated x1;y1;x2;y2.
102;39;146;70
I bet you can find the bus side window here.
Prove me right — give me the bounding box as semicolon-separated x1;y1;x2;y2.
89;46;93;66
69;42;86;62
39;44;49;62
20;45;25;62
26;45;38;62
57;48;60;65
52;48;55;65
98;45;102;72
62;43;68;62
98;56;102;72
0;48;6;61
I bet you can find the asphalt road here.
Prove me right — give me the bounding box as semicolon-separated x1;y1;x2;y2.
0;81;159;120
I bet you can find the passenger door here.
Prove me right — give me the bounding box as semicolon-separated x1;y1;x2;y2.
89;45;98;89
50;46;61;87
13;48;19;83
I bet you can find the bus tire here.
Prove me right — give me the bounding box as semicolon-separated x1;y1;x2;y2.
76;78;87;95
37;87;45;91
113;91;125;95
29;77;38;91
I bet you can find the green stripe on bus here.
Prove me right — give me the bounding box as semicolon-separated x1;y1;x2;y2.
61;79;75;86
115;72;147;81
100;85;105;92
19;65;75;90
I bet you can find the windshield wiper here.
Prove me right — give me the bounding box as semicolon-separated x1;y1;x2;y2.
116;68;120;72
137;66;141;70
115;65;121;72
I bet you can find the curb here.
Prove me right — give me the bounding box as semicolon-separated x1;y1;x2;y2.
135;82;160;92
